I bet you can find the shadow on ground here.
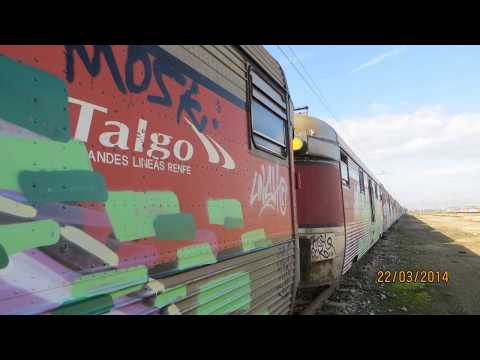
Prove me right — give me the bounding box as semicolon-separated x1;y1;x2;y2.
320;214;480;315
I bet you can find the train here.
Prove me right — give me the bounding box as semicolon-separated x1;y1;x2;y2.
0;45;406;315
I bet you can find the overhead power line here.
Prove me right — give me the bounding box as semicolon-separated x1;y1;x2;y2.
286;45;342;123
276;45;370;162
276;45;339;122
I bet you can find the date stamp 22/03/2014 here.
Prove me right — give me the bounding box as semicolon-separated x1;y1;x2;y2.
376;271;448;284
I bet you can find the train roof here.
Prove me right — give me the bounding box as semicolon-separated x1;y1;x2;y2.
239;46;288;90
294;113;392;196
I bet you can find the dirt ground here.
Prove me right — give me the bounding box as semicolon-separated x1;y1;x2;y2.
318;212;480;315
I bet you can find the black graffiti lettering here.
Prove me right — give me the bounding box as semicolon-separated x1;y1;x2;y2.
65;45;214;133
125;45;152;94
65;45;127;94
326;237;334;250
176;81;208;132
147;57;186;107
311;234;336;259
160;60;187;87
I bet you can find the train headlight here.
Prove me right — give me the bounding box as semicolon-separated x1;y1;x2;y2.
292;137;304;152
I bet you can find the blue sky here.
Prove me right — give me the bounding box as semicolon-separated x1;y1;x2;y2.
266;45;480;118
265;45;480;210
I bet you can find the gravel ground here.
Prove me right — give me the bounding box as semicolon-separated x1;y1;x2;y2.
316;212;480;315
317;226;401;315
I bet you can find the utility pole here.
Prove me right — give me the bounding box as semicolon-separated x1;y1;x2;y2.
294;106;309;115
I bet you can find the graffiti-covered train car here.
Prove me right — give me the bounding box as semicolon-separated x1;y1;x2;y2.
0;45;299;315
292;114;404;290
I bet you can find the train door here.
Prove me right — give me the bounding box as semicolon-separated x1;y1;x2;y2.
367;178;375;246
368;179;375;223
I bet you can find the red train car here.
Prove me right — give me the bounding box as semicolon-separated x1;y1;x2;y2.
0;45;298;315
293;113;405;290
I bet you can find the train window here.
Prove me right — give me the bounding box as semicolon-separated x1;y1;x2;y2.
251;100;286;152
250;69;288;158
359;170;365;193
340;152;349;186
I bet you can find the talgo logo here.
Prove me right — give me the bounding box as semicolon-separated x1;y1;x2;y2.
68;97;236;170
184;116;235;170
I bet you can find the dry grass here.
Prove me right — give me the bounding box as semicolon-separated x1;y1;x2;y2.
324;212;480;314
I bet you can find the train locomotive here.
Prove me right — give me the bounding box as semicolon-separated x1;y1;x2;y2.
293;113;405;293
0;45;405;315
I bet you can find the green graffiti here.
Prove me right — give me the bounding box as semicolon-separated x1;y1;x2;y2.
106;191;180;242
154;284;187;309
255;309;270;315
224;217;244;229
241;229;270;251
109;284;144;299
154;213;196;240
0;138;91;193
55;282;144;315
0;55;70;142
0;244;8;269
207;199;244;229
53;295;114;315
211;295;251;315
177;243;216;270
197;271;251;315
0;220;60;256
18;170;108;203
71;265;148;300
357;205;372;257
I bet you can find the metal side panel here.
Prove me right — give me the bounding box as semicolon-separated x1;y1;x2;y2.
202;45;246;76
156;240;296;315
298;226;345;287
239;46;285;88
159;45;247;102
45;241;296;316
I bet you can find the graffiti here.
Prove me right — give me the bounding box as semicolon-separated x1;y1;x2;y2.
310;233;336;260
249;164;288;216
65;45;216;133
0;45;293;315
177;81;208;132
196;271;251;315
